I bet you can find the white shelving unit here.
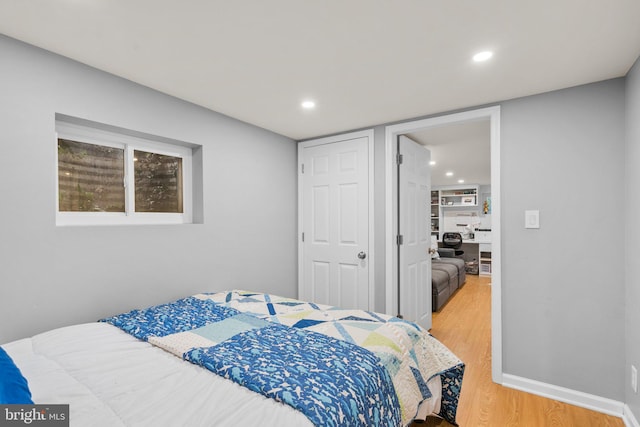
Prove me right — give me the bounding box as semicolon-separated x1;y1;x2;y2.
479;243;492;276
430;190;440;237
431;185;479;240
439;185;479;207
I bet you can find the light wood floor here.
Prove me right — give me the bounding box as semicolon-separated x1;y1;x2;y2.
413;275;624;427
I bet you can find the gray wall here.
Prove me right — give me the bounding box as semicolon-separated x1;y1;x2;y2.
625;57;640;417
500;80;626;400
0;36;298;344
365;79;628;402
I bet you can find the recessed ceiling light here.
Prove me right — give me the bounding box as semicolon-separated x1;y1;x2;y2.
301;100;316;109
473;51;493;62
429;160;436;166
446;171;454;177
458;179;465;184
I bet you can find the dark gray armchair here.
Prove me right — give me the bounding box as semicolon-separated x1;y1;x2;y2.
442;232;464;257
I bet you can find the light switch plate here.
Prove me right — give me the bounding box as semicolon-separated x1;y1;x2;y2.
525;210;540;229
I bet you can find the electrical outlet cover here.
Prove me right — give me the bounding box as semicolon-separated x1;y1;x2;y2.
525;210;540;229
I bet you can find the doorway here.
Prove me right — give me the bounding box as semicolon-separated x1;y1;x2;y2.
384;106;502;384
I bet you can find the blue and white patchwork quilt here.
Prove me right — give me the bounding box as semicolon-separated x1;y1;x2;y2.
100;291;464;426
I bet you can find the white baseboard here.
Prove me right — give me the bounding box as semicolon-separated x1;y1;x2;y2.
502;373;625;418
624;404;640;427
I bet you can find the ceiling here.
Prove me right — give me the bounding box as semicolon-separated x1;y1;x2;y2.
407;119;490;187
1;1;639;141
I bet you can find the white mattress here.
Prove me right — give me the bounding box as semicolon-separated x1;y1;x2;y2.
3;322;441;426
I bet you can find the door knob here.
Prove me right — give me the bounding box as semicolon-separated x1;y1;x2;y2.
357;251;367;260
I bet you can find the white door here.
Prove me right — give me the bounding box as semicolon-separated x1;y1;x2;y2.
398;135;432;329
299;132;372;310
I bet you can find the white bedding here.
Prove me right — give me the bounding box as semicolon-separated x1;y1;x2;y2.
3;322;441;426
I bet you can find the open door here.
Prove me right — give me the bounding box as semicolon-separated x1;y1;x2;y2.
398;135;432;329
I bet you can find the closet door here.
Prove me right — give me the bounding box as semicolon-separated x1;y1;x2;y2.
298;131;372;310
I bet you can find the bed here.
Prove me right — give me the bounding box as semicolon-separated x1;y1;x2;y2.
1;290;464;426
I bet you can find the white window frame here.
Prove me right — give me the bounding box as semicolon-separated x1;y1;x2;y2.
56;121;193;226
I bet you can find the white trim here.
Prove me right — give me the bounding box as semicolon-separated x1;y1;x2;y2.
56;212;189;226
384;134;396;315
125;145;135;215
489;108;502;384
384;106;502;382
297;129;376;310
503;373;626;419
624;404;640;427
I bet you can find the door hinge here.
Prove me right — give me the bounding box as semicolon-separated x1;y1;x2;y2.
302;232;305;242
396;153;404;165
301;163;305;174
396;235;404;245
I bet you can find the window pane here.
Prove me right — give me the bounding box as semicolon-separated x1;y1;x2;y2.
58;139;125;212
134;150;183;213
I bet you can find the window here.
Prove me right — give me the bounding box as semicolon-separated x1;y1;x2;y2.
133;150;183;213
56;119;193;225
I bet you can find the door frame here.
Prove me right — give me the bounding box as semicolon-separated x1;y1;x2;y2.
384;106;503;384
298;129;376;310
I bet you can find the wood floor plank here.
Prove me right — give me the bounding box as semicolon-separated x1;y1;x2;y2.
413;275;624;427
